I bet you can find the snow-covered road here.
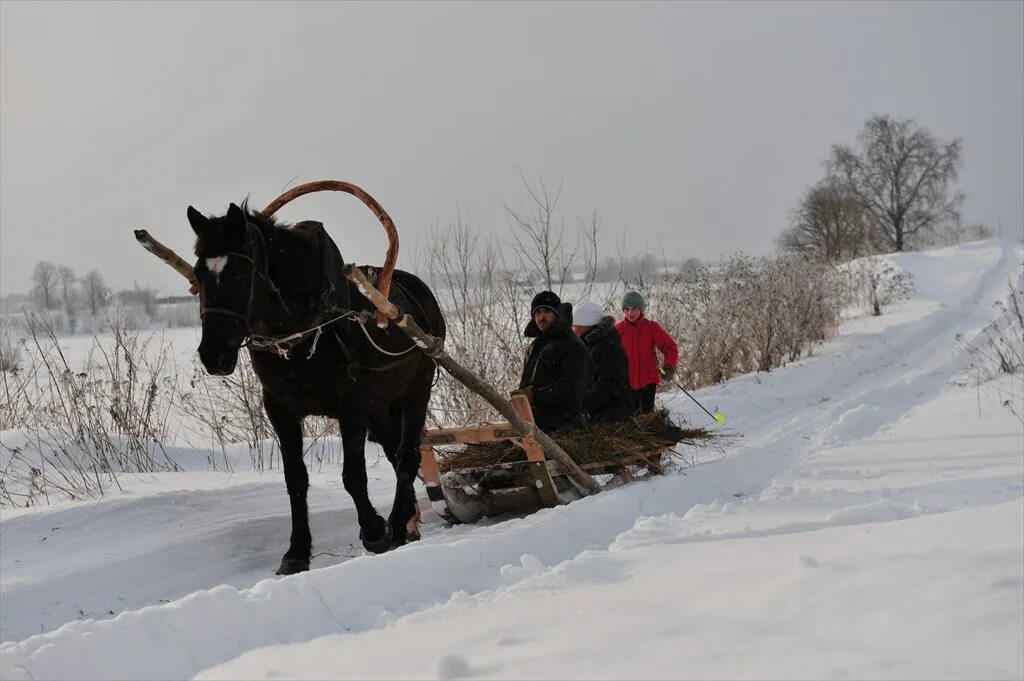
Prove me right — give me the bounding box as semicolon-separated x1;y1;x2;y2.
2;240;1022;680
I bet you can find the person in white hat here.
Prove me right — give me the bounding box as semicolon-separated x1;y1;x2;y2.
572;300;633;423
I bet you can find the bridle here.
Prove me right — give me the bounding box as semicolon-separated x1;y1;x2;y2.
197;217;419;363
198;221;284;328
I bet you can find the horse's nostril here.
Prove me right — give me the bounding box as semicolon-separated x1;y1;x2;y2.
198;345;235;376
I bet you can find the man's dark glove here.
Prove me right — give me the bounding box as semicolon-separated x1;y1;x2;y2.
659;366;675;383
510;386;535;405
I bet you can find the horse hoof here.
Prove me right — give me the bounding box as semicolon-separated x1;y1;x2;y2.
276;558;310;575
360;522;393;554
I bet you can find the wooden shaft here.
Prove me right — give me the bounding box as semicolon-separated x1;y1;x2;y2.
345;263;401;320
343;265;599;494
134;229;195;284
421;423;517;445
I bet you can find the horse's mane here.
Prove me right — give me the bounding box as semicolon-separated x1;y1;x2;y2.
240;199;283;232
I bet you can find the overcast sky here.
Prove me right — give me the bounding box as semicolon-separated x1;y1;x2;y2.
1;1;1021;296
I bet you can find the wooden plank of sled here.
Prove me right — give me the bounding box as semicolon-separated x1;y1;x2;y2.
511;395;561;508
421;423;518;445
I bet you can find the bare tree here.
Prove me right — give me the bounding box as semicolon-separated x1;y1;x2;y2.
81;270;108;316
502;171;579;293
575;207;602;299
30;261;58;310
829;115;963;252
778;178;873;261
420;216;529;426
57;265;77;317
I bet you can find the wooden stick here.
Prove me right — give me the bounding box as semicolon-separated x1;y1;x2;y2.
134;229;195;284
343;264;600;494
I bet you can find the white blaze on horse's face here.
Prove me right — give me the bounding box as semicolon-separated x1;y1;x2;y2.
205;255;229;282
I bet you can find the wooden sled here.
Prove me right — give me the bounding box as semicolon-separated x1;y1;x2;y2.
419;395;661;524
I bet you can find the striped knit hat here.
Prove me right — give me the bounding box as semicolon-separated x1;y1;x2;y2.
621;291;646;312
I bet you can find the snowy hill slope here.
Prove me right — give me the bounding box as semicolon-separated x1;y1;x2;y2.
2;240;1022;680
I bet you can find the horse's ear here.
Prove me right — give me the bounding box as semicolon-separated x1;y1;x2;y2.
226;203;246;231
187;206;206;235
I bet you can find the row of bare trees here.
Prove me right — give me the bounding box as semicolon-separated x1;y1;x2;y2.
29;261;111;316
5;261;186;336
778;115;987;261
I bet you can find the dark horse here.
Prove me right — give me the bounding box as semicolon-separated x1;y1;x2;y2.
187;201;445;574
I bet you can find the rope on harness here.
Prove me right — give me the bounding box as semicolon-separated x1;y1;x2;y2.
246;308;421;364
245;311;358;359
351;312;418;358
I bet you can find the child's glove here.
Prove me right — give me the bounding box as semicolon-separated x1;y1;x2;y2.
659;366;675;382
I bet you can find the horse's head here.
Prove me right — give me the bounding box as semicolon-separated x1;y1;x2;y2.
187;202;268;375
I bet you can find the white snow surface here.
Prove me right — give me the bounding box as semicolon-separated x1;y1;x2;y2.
2;240;1023;680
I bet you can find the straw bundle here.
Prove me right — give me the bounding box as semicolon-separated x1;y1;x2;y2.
436;408;720;474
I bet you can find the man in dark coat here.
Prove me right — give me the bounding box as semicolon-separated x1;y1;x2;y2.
572;300;634;424
512;290;591;434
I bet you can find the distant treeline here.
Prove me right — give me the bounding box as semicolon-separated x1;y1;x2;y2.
1;260;198;334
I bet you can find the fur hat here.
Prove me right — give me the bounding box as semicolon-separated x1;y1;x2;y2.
530;290;561;315
621;291;646;312
572;300;604;327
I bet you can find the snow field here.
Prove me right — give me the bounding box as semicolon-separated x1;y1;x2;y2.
1;239;1022;680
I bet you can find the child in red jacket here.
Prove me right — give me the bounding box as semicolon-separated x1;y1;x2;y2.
615;291;679;414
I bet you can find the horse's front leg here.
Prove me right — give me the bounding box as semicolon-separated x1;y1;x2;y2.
340;406;392;554
264;393;311;575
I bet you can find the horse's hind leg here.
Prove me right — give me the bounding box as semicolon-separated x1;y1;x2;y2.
340;406;392;553
389;385;431;546
264;393;311;575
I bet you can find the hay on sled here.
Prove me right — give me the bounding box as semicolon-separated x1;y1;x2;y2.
436;408;719;474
